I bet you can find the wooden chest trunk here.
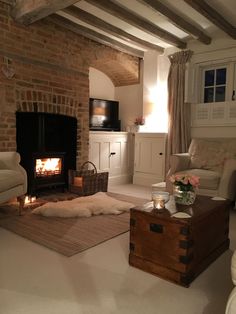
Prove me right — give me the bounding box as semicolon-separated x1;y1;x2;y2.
129;195;230;287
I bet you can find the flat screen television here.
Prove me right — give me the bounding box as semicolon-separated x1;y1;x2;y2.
89;98;121;131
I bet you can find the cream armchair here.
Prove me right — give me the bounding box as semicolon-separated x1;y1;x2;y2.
226;251;236;314
0;152;27;215
166;138;236;201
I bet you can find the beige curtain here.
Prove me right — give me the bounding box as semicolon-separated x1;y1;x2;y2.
166;50;193;174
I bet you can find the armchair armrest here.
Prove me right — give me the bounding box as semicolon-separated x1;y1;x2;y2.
166;153;191;193
169;153;191;175
218;158;236;200
0;152;21;170
0;152;27;193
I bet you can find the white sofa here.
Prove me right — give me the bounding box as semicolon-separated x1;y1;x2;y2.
0;152;27;215
166;138;236;201
226;251;236;313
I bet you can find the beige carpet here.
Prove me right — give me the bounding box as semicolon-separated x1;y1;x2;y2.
0;192;147;257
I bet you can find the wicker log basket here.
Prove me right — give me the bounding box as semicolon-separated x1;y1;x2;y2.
68;161;108;196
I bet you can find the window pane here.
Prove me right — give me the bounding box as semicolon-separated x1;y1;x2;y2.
215;86;225;102
216;68;226;85
204;88;214;103
205;70;214;86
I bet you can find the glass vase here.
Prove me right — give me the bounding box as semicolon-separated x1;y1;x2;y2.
173;185;196;205
134;125;140;132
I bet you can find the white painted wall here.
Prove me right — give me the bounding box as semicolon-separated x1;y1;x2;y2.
89;67;115;100
187;33;236;138
115;83;143;131
139;50;170;133
115;51;170;133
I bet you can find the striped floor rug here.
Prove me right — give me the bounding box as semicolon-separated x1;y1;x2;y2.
0;192;147;256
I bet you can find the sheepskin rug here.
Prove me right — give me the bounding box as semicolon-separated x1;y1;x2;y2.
32;192;134;218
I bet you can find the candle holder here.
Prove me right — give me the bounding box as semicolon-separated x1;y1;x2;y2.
152;191;170;211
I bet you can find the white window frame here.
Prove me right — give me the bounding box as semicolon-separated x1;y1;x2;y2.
199;62;231;103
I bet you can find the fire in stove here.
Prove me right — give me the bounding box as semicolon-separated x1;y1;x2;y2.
35;158;62;177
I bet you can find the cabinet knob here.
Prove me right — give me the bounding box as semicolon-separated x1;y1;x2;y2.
159;152;163;155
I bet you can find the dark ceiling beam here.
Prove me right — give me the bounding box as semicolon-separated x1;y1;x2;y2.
139;0;211;44
85;0;186;48
51;14;144;58
63;6;164;53
0;0;15;5
184;0;236;39
11;0;81;25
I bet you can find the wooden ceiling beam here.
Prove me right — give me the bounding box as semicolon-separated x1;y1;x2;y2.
51;14;144;58
11;0;81;25
139;0;211;44
0;0;15;5
63;6;164;53
184;0;236;39
85;0;186;48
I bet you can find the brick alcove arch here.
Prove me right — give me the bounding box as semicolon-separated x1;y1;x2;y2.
89;48;141;87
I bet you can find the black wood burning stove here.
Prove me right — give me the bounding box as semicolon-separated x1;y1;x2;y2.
16;112;77;195
32;152;65;193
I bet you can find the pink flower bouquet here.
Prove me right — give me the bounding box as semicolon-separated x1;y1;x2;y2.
169;174;200;192
134;116;145;125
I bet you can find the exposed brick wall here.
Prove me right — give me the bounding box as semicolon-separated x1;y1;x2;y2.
0;3;140;168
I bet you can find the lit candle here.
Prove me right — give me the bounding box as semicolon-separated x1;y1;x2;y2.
25;195;30;204
151;191;170;211
31;196;36;203
153;196;165;209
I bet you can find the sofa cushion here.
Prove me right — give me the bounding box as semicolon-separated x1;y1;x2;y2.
176;169;220;190
188;138;236;173
0;170;25;193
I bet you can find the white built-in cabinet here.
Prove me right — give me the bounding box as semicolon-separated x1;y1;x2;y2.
133;133;167;186
89;131;134;185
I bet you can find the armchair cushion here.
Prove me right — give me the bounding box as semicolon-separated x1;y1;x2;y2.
189;138;236;173
175;169;220;190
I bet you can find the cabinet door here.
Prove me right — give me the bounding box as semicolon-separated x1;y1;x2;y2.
89;133;131;177
151;137;165;177
110;136;130;176
89;138;111;171
109;140;122;176
134;135;165;176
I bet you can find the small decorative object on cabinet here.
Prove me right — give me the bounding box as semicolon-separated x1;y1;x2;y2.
133;116;145;133
169;174;199;205
134;116;145;126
